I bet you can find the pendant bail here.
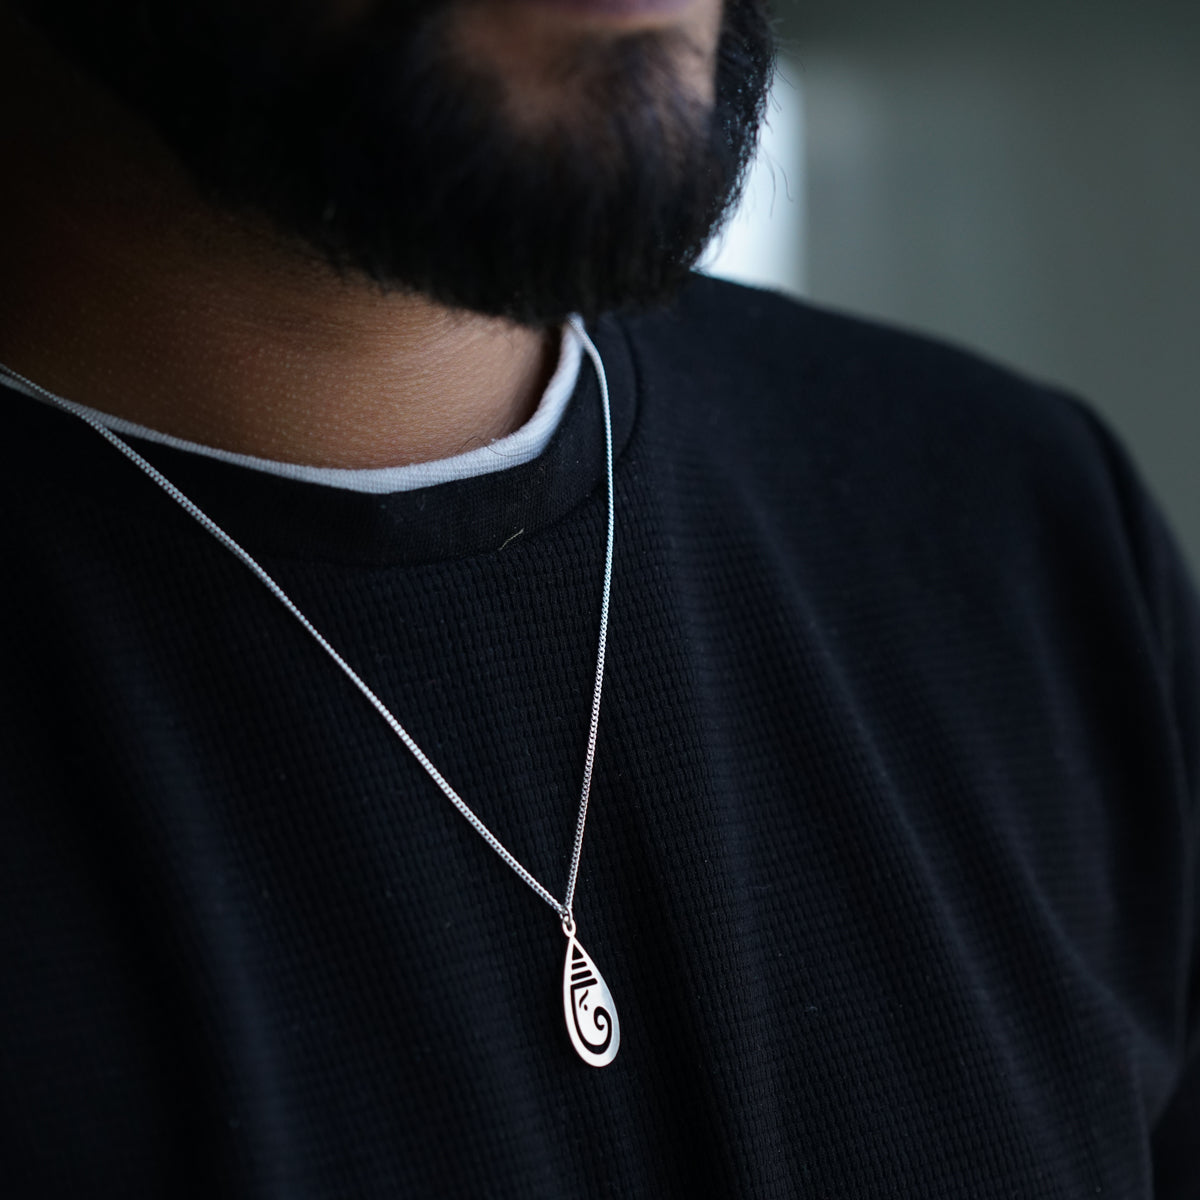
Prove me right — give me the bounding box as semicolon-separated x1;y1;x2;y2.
561;913;576;938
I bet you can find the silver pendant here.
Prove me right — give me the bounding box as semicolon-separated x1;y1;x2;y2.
562;926;620;1067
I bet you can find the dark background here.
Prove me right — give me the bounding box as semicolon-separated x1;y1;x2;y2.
718;0;1200;571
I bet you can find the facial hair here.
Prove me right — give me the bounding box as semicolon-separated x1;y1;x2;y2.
13;0;775;325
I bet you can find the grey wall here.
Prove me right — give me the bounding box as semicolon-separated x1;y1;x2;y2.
778;0;1200;571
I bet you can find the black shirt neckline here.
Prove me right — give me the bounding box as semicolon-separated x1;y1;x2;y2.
3;315;636;568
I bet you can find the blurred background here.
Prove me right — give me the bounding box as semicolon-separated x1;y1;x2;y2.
703;0;1200;573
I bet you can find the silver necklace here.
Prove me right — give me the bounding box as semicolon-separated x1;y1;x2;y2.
0;315;621;1068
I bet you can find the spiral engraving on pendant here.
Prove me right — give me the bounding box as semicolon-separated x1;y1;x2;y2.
569;970;613;1053
562;936;620;1066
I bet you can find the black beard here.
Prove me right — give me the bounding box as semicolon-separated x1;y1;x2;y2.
15;0;775;325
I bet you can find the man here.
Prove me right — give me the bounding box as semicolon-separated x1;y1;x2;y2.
0;0;1195;1195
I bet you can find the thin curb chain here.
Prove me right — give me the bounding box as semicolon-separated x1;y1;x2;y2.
0;314;614;927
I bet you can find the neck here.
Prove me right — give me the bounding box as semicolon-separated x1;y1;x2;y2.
0;14;556;470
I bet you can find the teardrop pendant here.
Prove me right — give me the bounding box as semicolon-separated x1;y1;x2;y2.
562;929;620;1067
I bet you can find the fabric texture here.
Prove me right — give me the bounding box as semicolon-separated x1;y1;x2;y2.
1;276;1197;1197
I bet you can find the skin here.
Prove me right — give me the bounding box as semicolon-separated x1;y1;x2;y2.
0;0;724;469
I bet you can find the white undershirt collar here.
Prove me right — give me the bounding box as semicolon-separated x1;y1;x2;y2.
3;320;584;495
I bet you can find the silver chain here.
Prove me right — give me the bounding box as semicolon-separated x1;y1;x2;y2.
0;315;615;927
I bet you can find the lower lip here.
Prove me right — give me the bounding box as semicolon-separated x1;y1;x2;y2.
513;0;694;20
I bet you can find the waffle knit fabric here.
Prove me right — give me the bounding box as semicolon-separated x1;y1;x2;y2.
2;276;1197;1197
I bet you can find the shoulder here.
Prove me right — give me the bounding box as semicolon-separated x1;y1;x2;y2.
618;276;1163;567
618;274;1200;786
621;273;1097;470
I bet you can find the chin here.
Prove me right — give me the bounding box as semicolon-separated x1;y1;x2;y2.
446;0;726;117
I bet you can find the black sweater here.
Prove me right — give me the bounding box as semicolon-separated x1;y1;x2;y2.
2;277;1197;1197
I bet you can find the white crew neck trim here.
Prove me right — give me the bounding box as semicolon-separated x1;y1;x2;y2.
3;321;584;495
